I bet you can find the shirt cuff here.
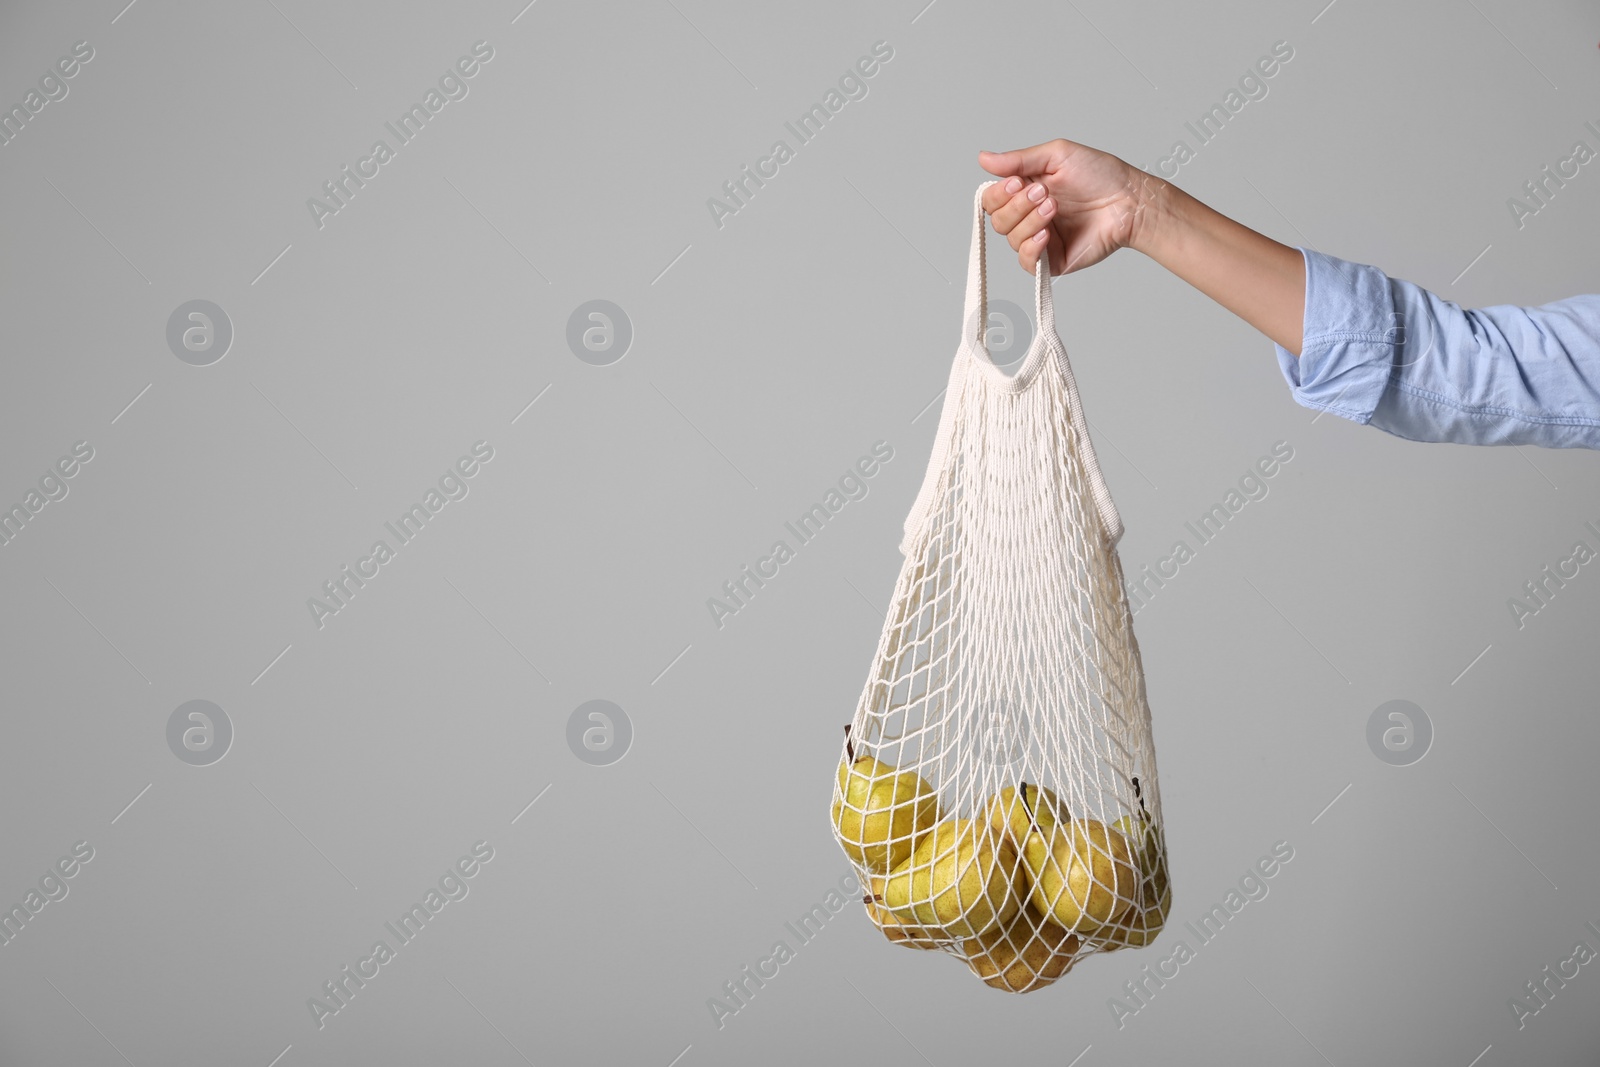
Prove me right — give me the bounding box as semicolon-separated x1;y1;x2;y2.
1274;248;1400;424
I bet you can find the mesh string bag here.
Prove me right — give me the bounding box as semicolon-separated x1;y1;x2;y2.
829;181;1169;993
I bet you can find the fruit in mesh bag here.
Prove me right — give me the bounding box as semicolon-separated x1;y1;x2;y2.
1022;813;1140;936
984;782;1068;851
963;906;1082;992
831;729;941;873
862;874;945;950
882;817;1022;940
1095;814;1171;949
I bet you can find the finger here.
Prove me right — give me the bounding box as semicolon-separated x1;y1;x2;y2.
1018;225;1050;273
980;175;1025;215
992;191;1056;251
978;141;1067;180
992;182;1052;241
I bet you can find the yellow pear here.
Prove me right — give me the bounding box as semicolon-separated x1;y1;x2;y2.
882;818;1021;939
862;875;944;949
830;733;940;872
983;782;1068;852
1096;878;1171;950
1098;815;1171;949
964;907;1081;992
1023;818;1139;935
1111;814;1169;893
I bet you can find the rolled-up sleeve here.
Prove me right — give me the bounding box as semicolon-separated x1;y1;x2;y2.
1274;248;1600;449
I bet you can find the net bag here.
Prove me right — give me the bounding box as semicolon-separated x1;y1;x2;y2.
830;181;1168;993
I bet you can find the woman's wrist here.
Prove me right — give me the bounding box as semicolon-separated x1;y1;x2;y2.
1124;165;1182;262
1120;162;1306;356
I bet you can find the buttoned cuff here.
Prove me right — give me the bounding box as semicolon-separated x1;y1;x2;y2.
1274;248;1400;425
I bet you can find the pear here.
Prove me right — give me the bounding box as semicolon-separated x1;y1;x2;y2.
830;729;940;872
960;908;1075;991
1111;814;1169;894
1096;879;1172;950
862;875;944;949
1023;818;1139;935
882;817;1021;939
1097;815;1171;949
963;907;1081;992
983;782;1068;853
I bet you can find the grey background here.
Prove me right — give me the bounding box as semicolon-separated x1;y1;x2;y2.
1;0;1597;1064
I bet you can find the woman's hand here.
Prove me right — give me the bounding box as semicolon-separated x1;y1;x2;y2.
977;138;1156;276
976;137;1306;354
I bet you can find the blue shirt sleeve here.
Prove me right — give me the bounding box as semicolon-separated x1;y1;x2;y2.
1273;248;1600;449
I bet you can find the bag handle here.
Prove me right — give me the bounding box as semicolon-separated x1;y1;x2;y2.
965;181;1124;545
961;180;1057;383
900;182;1124;554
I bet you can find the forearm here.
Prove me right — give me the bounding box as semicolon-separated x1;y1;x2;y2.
1130;178;1306;357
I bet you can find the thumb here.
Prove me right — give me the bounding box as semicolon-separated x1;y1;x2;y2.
977;140;1067;178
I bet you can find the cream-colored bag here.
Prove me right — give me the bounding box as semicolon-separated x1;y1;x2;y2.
830;182;1168;992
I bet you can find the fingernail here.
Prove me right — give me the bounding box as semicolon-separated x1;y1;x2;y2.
1037;198;1053;217
1027;183;1046;202
1004;177;1022;194
1033;230;1048;243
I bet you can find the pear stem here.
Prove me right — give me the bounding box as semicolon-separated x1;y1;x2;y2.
1020;781;1039;831
1132;775;1150;818
843;724;855;764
